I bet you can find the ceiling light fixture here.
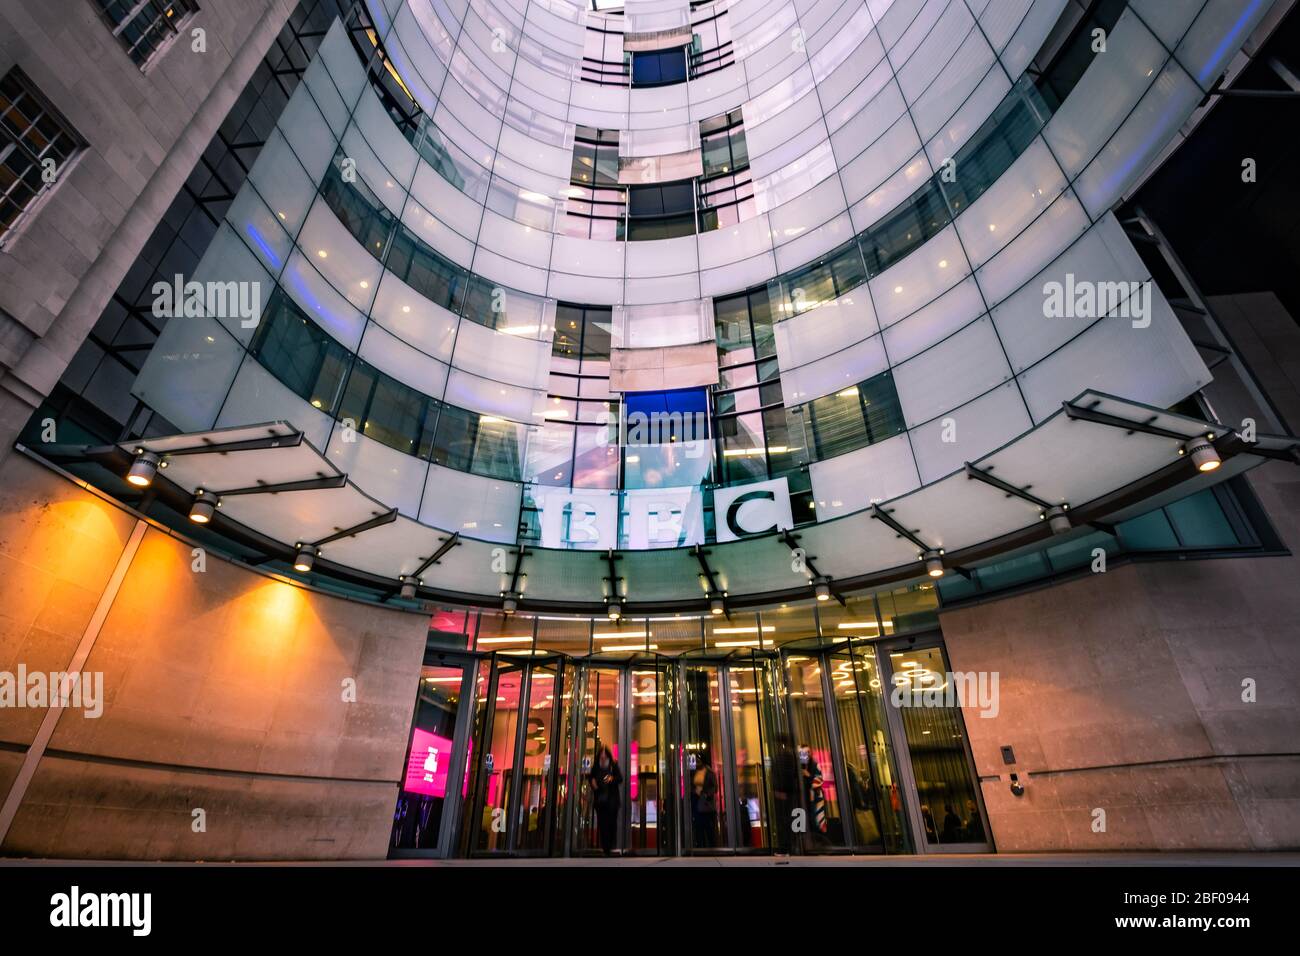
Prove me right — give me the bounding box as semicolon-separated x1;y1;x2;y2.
188;489;219;524
293;544;317;573
1183;436;1221;472
126;450;161;487
923;549;945;578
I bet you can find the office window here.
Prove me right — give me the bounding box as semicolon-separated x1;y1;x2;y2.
249;290;351;414
627;180;695;240
631;48;687;87
0;68;85;244
93;0;199;68
689;8;734;78
565;127;626;239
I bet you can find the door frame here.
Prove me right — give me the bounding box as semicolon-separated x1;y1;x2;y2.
461;653;568;857
387;651;479;860
676;648;780;855
875;632;994;854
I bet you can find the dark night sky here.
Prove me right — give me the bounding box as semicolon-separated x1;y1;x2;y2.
1126;8;1300;322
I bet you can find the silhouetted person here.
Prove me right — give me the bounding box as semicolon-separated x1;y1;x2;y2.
589;745;623;856
941;802;963;843
965;800;985;841
691;755;720;848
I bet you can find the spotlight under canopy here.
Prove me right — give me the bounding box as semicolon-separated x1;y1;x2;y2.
126;450;161;487
923;550;945;578
188;489;219;523
1185;436;1221;472
293;544;317;573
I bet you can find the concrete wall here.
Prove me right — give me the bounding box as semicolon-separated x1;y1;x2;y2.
0;0;295;456
0;454;429;859
942;474;1300;852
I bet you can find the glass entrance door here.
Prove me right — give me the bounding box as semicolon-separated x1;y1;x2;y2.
390;661;475;857
782;643;912;854
462;655;567;856
677;652;780;853
880;640;992;852
568;663;625;855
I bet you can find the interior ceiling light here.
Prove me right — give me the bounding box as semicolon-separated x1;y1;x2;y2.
188;489;219;524
293;544;317;573
126;450;161;487
1184;436;1221;472
923;550;945;578
1043;504;1071;534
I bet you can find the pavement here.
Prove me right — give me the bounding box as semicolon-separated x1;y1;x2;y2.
3;852;1298;866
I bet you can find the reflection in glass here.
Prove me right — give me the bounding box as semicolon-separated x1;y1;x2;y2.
889;646;986;846
783;656;843;850
683;665;726;849
630;666;663;852
514;665;558;852
833;647;911;853
392;665;465;850
729;663;769;848
475;666;521;852
572;667;622;853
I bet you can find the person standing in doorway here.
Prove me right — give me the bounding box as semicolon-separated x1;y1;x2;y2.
589;744;623;856
692;755;720;848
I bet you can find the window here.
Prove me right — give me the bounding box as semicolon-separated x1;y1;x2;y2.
627;180;695;240
689;8;734;78
801;371;906;460
631;48;687;87
93;0;198;68
249;290;351;414
581;25;629;86
0;68;85;245
698;109;754;232
565;127;626;239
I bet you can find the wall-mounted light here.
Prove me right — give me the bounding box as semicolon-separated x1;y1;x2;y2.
605;598;622;620
1183;436;1221;472
709;596;725;616
814;578;831;601
502;592;519;614
923;550;945;578
126;450;161;487
188;489;219;524
399;576;419;599
1042;504;1071;535
293;544;317;573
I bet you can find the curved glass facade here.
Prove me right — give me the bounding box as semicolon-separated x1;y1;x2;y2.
125;0;1271;608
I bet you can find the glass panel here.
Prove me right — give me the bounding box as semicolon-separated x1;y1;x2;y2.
575;667;624;854
392;665;465;850
683;664;727;849
836;646;912;853
474;665;522;852
514;664;559;852
783;655;845;850
630;665;664;852
888;646;987;846
729;662;769;849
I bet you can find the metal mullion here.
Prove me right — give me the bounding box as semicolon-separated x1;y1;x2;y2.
818;652;857;850
504;663;531;854
717;665;741;849
436;660;478;856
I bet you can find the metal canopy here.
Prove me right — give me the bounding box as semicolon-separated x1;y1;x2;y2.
105;390;1293;612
